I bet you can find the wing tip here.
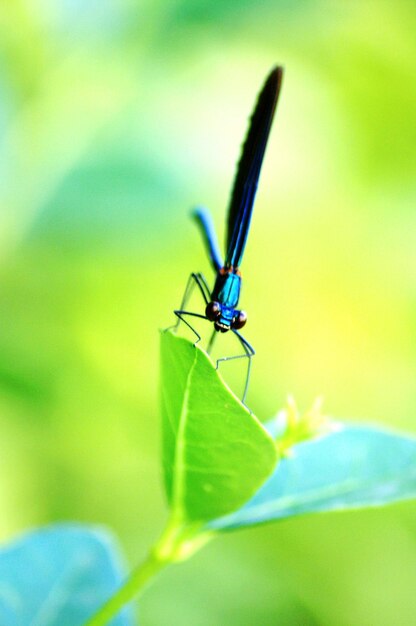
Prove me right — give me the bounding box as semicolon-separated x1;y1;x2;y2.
265;65;284;98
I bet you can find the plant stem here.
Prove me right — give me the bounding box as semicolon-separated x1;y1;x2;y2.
84;549;167;626
84;517;211;626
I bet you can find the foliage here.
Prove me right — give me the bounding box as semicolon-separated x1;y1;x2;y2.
160;331;277;523
1;334;414;624
0;525;133;626
0;1;415;624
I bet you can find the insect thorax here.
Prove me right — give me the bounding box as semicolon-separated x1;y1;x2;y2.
212;270;241;309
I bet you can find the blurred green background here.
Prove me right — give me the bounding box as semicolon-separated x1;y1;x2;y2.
1;1;415;624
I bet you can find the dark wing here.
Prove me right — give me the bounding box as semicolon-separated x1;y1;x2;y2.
225;66;283;269
192;206;223;272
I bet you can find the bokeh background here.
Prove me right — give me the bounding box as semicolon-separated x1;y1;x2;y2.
1;1;415;624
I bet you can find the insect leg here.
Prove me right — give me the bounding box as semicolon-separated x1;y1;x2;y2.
173;310;208;346
167;272;211;334
233;330;255;405
177;273;210;320
195;272;211;304
215;331;255;405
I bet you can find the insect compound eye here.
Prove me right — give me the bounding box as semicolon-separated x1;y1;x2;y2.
233;310;247;329
205;301;221;321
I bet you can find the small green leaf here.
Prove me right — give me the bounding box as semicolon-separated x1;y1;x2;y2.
208;425;416;530
0;524;134;626
160;330;278;522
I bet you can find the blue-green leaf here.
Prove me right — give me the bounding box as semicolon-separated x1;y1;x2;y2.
0;524;134;626
209;425;416;530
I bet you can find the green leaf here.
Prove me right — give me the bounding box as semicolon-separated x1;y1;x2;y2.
160;330;278;522
208;425;416;530
0;524;134;626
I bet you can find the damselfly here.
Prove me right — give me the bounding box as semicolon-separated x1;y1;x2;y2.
174;67;283;403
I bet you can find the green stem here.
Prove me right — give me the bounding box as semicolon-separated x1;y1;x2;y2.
84;516;212;626
84;549;167;626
